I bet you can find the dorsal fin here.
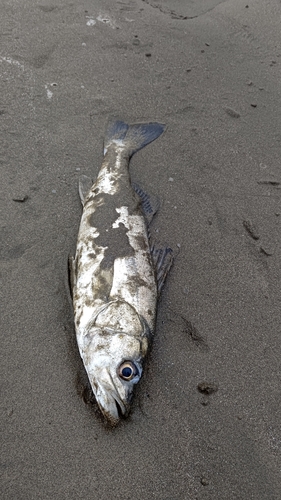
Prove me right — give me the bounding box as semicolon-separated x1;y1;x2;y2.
79;175;93;205
150;245;174;295
132;182;160;224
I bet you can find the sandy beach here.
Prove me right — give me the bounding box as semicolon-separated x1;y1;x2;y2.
1;1;281;498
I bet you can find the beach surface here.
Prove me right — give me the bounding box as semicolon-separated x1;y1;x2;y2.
1;1;281;498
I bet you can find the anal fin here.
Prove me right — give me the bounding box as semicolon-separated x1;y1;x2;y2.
150;245;174;295
79;175;93;205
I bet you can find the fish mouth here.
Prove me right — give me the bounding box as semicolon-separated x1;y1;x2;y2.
97;389;130;426
93;371;130;425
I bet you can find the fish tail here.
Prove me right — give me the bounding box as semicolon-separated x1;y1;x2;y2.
104;120;166;157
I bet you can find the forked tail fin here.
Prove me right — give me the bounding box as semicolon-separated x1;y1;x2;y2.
104;120;166;157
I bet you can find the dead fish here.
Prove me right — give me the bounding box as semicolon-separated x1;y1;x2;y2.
69;120;173;425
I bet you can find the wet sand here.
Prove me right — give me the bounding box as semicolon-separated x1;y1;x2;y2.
1;1;281;498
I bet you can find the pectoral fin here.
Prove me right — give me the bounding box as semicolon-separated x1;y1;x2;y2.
68;255;76;299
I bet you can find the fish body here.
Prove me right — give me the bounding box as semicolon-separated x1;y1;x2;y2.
71;121;172;425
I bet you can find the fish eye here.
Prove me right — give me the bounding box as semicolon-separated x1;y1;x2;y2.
118;361;138;381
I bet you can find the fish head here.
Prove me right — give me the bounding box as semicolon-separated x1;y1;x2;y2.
82;327;149;425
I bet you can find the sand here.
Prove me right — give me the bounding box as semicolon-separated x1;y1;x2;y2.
1;1;281;498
